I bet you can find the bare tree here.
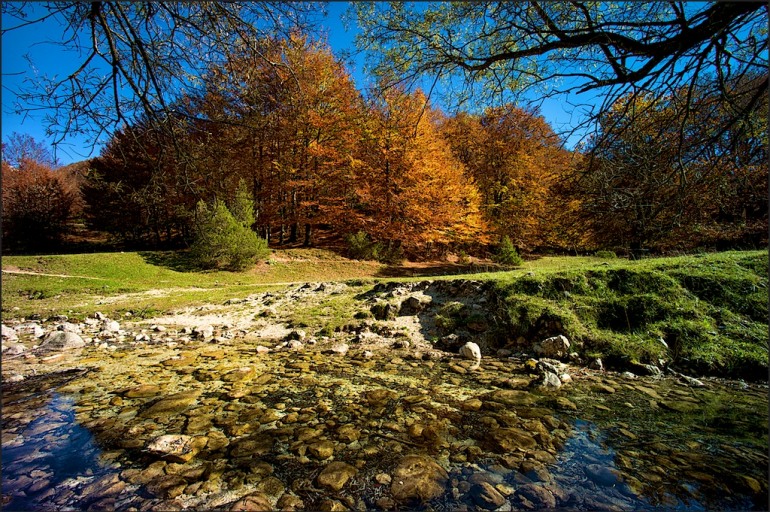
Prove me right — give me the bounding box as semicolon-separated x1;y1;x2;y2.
354;2;768;153
2;132;60;168
2;2;324;148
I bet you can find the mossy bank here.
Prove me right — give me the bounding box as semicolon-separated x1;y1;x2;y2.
487;251;768;380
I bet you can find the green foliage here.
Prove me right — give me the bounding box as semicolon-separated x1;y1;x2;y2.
230;180;256;228
347;231;374;260
190;199;269;271
493;236;523;266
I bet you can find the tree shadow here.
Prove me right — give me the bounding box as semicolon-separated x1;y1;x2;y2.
138;250;202;273
375;262;509;278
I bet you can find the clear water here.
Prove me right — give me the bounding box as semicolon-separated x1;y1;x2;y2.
2;393;118;511
1;367;767;511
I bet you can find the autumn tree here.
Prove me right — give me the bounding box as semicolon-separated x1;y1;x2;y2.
574;83;767;253
355;2;767;158
2;2;323;147
441;105;573;252
181;34;366;247
83;122;195;246
2;158;78;252
352;87;488;258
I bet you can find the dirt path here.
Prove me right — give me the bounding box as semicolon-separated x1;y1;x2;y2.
1;268;108;280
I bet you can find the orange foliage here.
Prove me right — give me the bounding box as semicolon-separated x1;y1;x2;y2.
352;87;488;256
2;158;78;250
442;105;573;252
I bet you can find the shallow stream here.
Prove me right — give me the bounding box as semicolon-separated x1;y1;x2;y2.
2;341;767;511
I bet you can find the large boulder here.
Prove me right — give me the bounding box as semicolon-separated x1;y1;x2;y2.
42;330;85;350
533;335;570;359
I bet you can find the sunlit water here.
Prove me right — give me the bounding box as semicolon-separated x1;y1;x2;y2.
1;367;767;511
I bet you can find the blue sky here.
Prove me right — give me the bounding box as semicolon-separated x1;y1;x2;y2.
2;2;588;165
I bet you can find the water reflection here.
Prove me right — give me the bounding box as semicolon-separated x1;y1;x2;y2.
552;413;765;511
1;393;116;511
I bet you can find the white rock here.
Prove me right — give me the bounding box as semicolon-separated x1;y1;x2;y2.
2;342;25;355
101;319;121;332
193;326;214;339
16;323;45;338
589;358;604;371
2;325;19;341
56;322;81;333
538;371;562;389
459;341;482;369
680;375;705;387
255;345;271;354
534;335;571;359
330;343;349;356
559;373;572;384
146;434;204;463
43;330;85;350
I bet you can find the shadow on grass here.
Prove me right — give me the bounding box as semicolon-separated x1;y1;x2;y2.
376;262;509;278
138;250;202;273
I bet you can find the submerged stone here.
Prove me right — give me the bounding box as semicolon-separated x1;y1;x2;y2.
584;464;621;486
487;428;538;453
229;492;273;511
390;455;449;503
317;461;358;491
146;434;207;463
469;482;507;510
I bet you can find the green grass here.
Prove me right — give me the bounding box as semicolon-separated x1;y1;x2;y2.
287;293;367;337
488;250;768;379
1;249;382;319
2;249;767;379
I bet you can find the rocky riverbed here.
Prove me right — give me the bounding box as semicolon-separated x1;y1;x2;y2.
2;280;768;511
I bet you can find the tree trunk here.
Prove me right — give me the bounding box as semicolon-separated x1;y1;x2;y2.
304;223;312;247
290;223;298;243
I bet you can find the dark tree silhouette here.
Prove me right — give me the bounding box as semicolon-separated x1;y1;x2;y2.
355;2;767;154
2;2;323;147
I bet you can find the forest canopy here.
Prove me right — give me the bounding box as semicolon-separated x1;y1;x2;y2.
2;2;767;257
